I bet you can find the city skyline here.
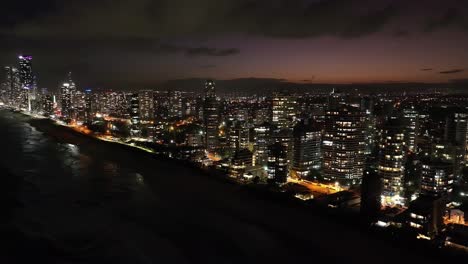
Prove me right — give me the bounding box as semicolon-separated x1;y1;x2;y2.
1;1;468;261
1;0;468;89
2;55;468;258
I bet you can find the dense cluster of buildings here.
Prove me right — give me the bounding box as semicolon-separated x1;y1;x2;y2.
1;55;468;249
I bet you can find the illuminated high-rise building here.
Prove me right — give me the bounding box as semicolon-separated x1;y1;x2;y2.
267;142;288;184
203;80;219;150
322;106;366;186
453;112;468;178
432;110;468;179
72;90;86;121
73;90;86;108
19;55;39;111
17;55;35;109
139;90;154;122
18;55;33;90
93;91;126;117
130;93;141;136
420;159;454;199
1;66;21;107
253;122;272;166
168;90;183;119
403;106;419;153
291;121;322;179
228;121;250;152
153;91;170;121
363;114;377;155
272;92;296;129
59;72;76;119
272;128;294;171
254;106;270;125
84;89;93;124
454;113;468;147
42;94;54;117
379;116;406;206
60;82;72;118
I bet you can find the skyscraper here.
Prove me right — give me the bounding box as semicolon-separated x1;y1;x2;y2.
18;55;33;90
203;80;219;151
272;92;297;129
18;55;34;109
42;94;54;117
253;122;272;167
84;89;93;124
379;116;406;206
360;166;382;223
1;66;21;107
291;121;322;179
60;72;76;119
272;128;294;171
363;114;377;155
228;121;250;152
403;106;419;153
420;159;454;199
168;90;183;119
139;90;154;122
322;106;366;186
453;112;467;178
267;142;288;184
130;93;141;137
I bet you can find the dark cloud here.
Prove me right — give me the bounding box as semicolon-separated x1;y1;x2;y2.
0;0;401;40
338;4;399;38
421;68;433;71
0;1;57;28
394;29;410;37
151;44;240;57
424;5;468;32
186;47;240;57
200;64;217;68
2;1;468;41
439;69;464;74
0;36;239;57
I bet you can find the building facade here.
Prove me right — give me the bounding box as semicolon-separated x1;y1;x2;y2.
379;116;407;206
420;159;454;199
267;142;288;184
272;92;296;129
322;106;366;186
203;80;219;151
291;121;322;179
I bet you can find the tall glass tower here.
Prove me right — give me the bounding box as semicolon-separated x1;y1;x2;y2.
18;55;33;90
60;72;76;119
322;105;366;186
378;116;406;206
18;55;34;109
203;80;219;151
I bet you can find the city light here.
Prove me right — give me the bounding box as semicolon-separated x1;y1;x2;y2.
2;9;468;257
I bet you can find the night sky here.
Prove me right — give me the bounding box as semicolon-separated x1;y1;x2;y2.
1;0;468;90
